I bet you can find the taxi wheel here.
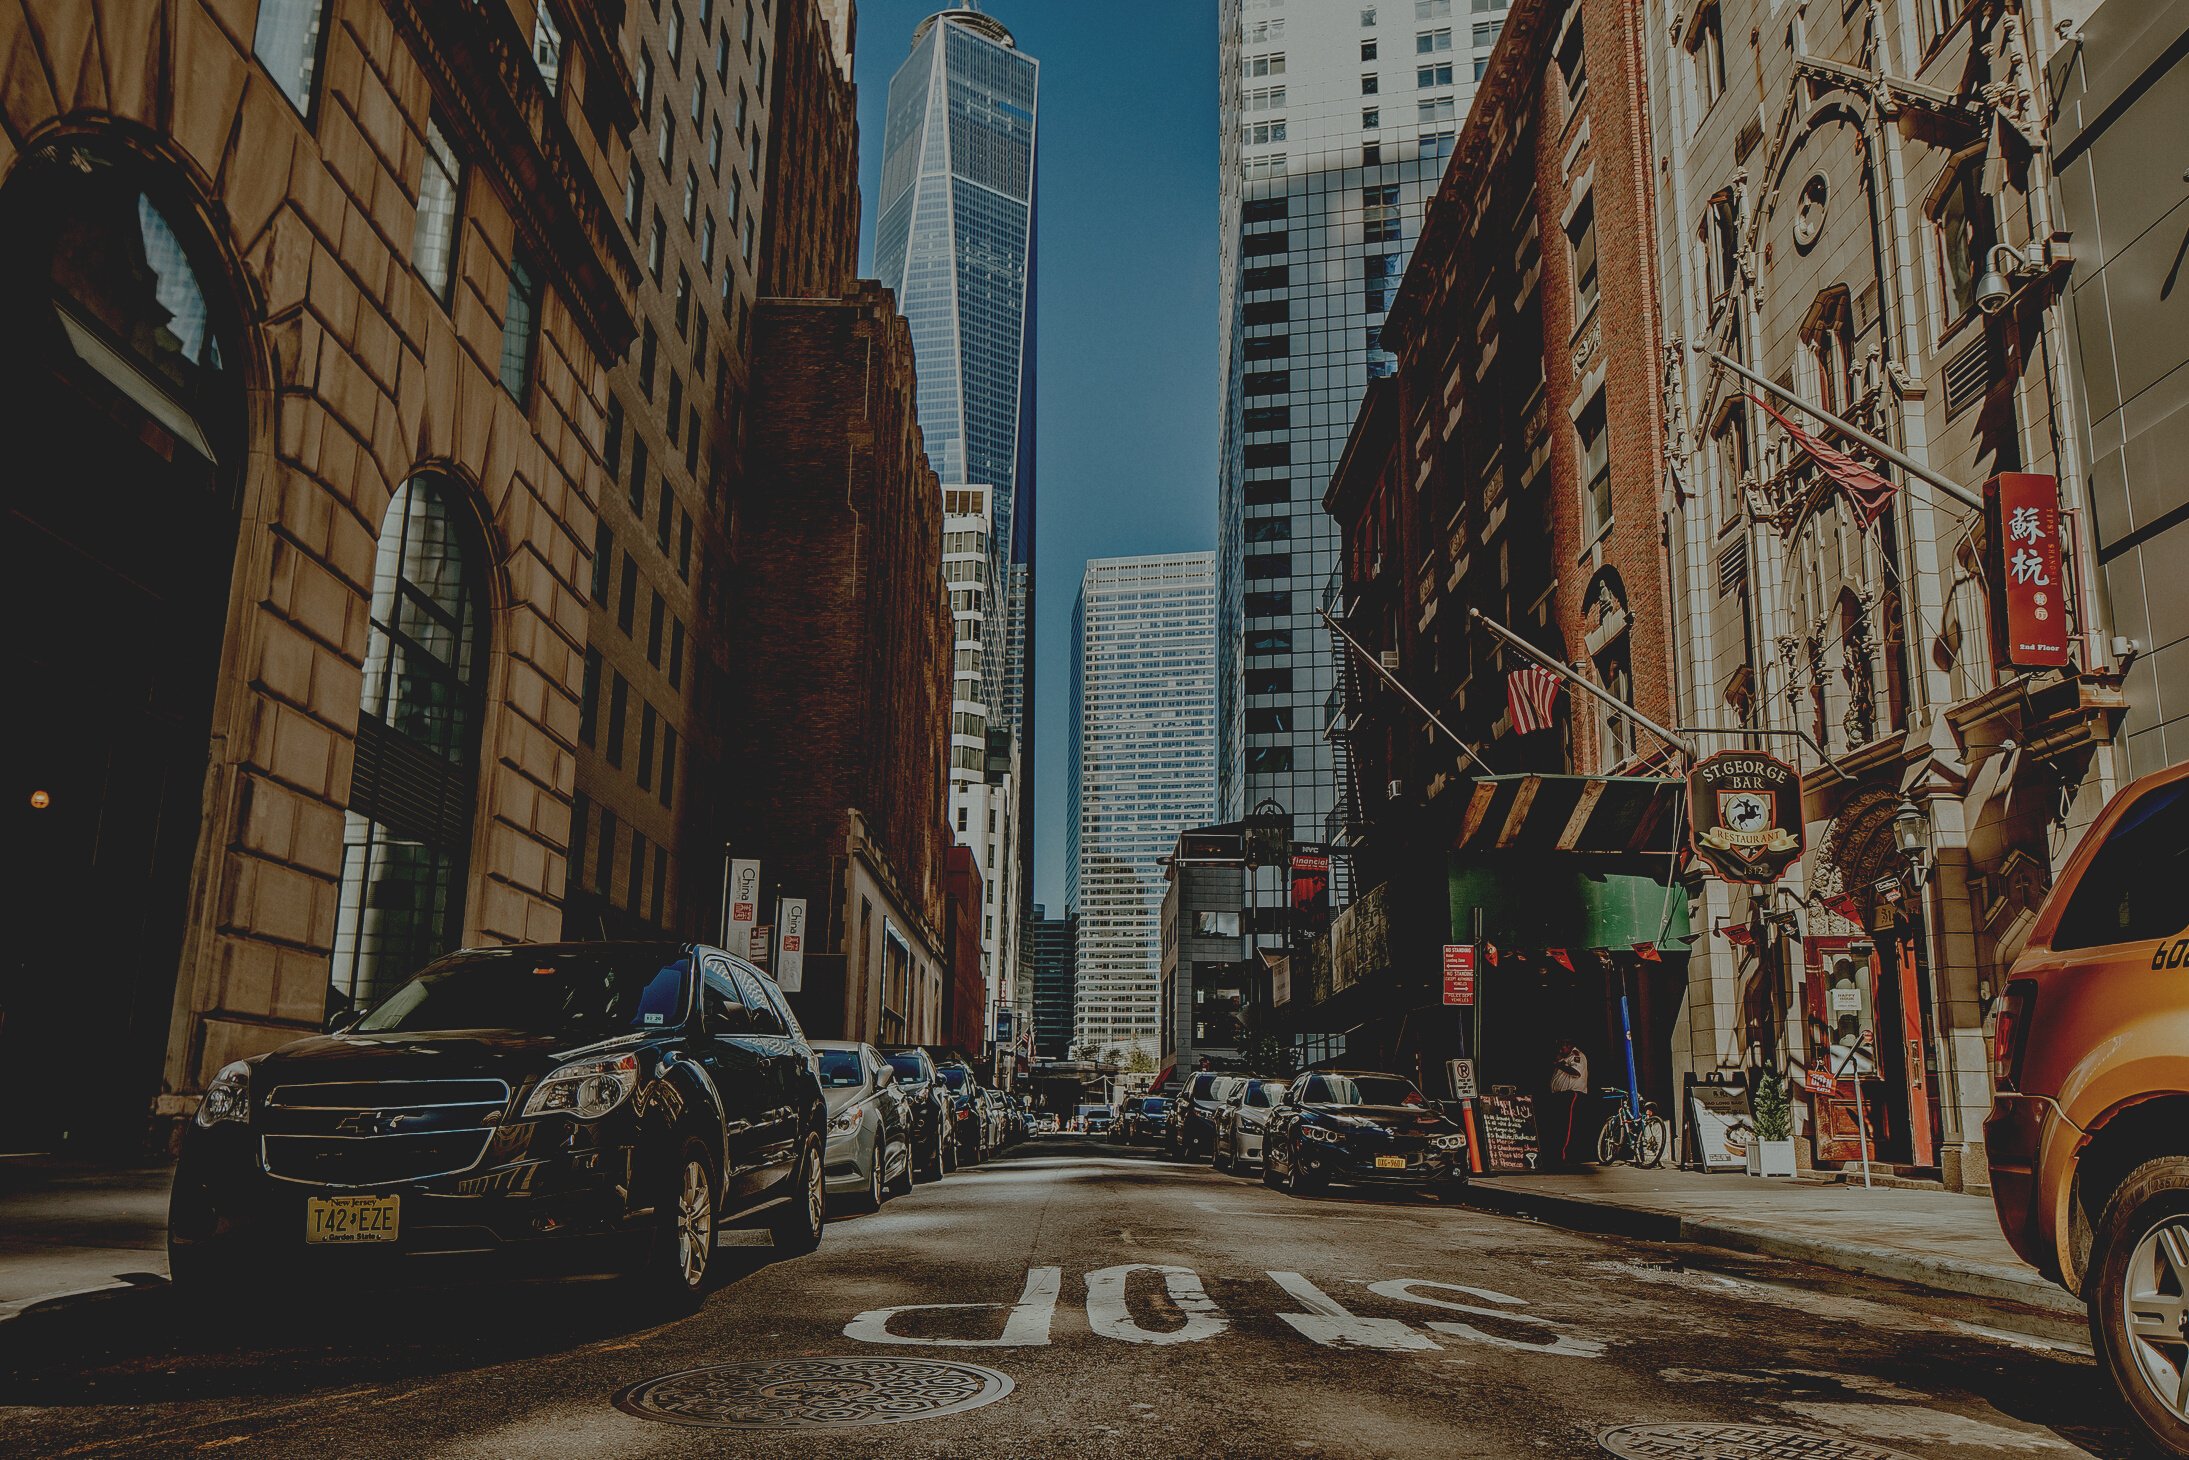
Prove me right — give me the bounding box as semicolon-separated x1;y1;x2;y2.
2088;1156;2189;1458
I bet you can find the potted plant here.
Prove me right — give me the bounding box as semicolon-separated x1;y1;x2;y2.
1746;1068;1797;1177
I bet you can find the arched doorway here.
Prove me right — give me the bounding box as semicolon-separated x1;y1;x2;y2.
0;136;249;1147
327;475;491;1017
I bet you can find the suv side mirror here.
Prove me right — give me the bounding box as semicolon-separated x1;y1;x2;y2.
326;1006;362;1035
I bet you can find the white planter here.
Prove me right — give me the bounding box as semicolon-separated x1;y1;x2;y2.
1746;1138;1796;1178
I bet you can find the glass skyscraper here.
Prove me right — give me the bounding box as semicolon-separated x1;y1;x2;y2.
1067;553;1218;1061
1215;0;1492;860
874;6;1040;1063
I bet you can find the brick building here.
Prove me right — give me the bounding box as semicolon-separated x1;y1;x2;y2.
1312;0;1693;1110
0;0;634;1145
758;0;857;299
942;842;985;1054
566;0;782;944
732;285;953;1044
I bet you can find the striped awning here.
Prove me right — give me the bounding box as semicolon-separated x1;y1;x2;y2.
1453;774;1681;859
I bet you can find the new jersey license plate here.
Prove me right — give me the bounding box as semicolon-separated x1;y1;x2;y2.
1374;1155;1408;1170
305;1193;399;1244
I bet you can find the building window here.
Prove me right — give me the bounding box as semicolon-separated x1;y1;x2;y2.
1246;516;1292;542
1244;370;1290;396
1247;747;1294;774
640;322;658;396
1916;0;1966;53
1362;38;1379;60
630;436;649;514
1929;152;1996;329
410;117;462;302
1703;188;1740;304
1689;4;1726;110
1419;95;1456;123
657;112;674;169
579;647;602;744
618;554;639;635
638;702;657;789
606;673;629;767
666;3;685;65
648;211;666;282
699;213;717;275
330;476;488;1010
674;267;692;336
1248;666;1293;695
1556;16;1588;107
648;592;666;666
254;0;326;115
709;115;725;176
1244;405;1290;432
669;619;685;688
1363;106;1382;129
1361;73;1380;95
1364;183;1401;243
591;522;614;602
678;511;693;579
499;254;539;401
1803;287;1857;413
637;47;654;111
1417;27;1452;53
1713;400;1751;518
1567;193;1599;322
1245;552;1291;580
660;727;678;808
716;25;731;81
1577;391;1611;536
683;167;699;229
1418;62;1454;88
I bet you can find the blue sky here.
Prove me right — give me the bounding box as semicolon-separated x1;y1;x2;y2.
853;1;1221;912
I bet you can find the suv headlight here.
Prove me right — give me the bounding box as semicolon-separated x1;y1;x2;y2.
522;1052;639;1120
1430;1133;1466;1152
197;1060;251;1128
829;1104;865;1133
1301;1124;1344;1144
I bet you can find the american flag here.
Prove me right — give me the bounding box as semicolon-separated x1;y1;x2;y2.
1506;664;1563;735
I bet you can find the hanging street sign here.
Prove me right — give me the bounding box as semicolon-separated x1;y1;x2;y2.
1688;750;1804;884
726;858;762;958
777;897;807;993
1986;472;2071;669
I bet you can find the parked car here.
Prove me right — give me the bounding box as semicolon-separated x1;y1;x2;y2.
1085;1109;1113;1137
813;1041;914;1211
1213;1079;1288;1172
1132;1095;1172;1145
1168;1072;1241;1157
879;1045;955;1179
167;942;828;1307
1262;1070;1467;1199
937;1061;986;1163
1984;762;2189;1457
981;1087;1011;1151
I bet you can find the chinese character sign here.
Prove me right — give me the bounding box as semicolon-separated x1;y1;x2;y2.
1987;473;2069;668
726;858;762;958
777;897;807;993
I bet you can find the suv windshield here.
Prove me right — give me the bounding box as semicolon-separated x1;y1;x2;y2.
816;1050;864;1088
1189;1074;1219;1100
1302;1074;1422;1107
355;948;688;1037
1245;1080;1284;1107
885;1053;926;1082
939;1067;969;1090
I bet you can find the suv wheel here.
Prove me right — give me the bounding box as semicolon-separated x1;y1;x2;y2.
2090;1156;2189;1456
633;1140;716;1306
770;1131;826;1255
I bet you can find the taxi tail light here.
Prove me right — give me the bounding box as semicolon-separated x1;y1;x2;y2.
1992;981;2036;1091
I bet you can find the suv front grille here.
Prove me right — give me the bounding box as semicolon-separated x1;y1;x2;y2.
259;1078;509;1187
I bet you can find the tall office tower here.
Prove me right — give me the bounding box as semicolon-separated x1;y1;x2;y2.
1031;906;1078;1060
1215;0;1492;860
942;486;1023;1048
1067;554;1219;1062
874;6;1040;1065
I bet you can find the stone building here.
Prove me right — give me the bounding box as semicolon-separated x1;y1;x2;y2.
731;285;953;1044
566;0;781;944
0;0;635;1146
1159;825;1250;1077
1650;0;2124;1186
1315;0;1689;1109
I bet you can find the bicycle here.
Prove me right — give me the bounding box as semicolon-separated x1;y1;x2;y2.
1595;1087;1670;1168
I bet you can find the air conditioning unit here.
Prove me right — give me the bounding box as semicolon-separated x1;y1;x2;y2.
1379;650;1401;673
1386;779;1405;801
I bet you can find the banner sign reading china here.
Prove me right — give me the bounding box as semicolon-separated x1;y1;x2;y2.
1986;472;2070;669
1687;750;1804;884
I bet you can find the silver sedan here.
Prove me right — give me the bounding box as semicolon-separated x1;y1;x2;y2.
1213;1078;1289;1174
814;1041;914;1211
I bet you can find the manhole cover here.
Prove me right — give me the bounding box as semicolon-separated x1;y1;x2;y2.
1600;1425;1922;1460
614;1356;1014;1429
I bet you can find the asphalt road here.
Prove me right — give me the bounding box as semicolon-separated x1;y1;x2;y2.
0;1137;2139;1459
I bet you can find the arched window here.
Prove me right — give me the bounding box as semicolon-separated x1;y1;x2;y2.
330;476;489;1010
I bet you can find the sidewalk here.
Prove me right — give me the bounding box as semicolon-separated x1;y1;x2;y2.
1462;1163;2082;1317
0;1156;172;1321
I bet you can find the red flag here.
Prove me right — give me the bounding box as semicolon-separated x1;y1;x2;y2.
1484;943;1500;967
1822;893;1862;922
1631;942;1663;962
1747;395;1897;531
1506;664;1563;735
1545;947;1575;972
1716;921;1755;948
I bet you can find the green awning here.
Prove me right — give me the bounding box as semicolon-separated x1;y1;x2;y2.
1453;774;1680;864
1448;853;1690;952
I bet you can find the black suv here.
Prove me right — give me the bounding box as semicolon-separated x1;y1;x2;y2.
1167;1072;1240;1157
168;942;828;1305
879;1045;954;1178
1262;1070;1467;1199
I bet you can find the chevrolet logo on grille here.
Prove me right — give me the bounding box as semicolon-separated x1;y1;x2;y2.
335;1111;424;1136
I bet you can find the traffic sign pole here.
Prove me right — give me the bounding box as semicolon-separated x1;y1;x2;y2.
1834;1033;1875;1190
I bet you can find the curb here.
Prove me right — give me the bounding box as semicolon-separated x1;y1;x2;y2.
0;1273;168;1328
1462;1183;2083;1318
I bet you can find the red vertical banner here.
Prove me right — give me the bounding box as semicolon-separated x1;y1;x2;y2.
1895;940;1935;1169
1986;473;2070;668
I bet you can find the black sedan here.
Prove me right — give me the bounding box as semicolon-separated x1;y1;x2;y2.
168;942;828;1307
879;1045;956;1178
1262;1071;1468;1199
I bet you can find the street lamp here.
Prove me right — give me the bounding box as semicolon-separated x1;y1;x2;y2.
1893;799;1932;887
